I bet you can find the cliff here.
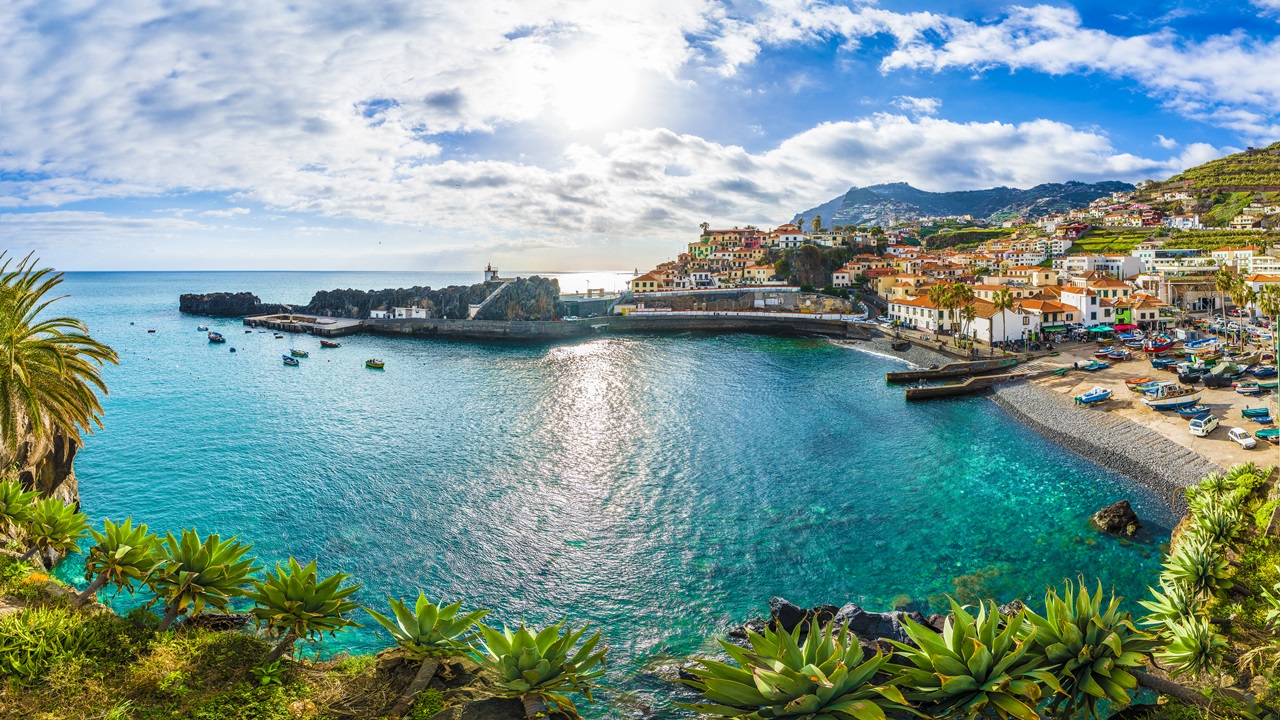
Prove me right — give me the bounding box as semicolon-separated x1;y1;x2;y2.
4;431;81;506
180;277;566;320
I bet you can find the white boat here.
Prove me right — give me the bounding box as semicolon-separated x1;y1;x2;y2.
1143;384;1203;409
1074;387;1112;405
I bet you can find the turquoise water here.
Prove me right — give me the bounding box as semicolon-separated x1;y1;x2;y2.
53;272;1175;718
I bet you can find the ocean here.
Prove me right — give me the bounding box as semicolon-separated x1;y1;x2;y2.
52;270;1176;718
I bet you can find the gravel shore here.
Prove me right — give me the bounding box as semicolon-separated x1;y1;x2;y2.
991;381;1220;511
837;335;954;369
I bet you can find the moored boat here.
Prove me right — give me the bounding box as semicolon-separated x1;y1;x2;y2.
282;355;299;366
320;340;341;348
290;349;309;358
196;325;209;331
1083;361;1110;371
1142;384;1202;409
1176;404;1209;418
1074;387;1112;405
366;359;385;369
208;332;225;343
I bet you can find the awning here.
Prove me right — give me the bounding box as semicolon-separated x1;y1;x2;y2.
1113;324;1138;330
1088;325;1114;333
1041;324;1067;332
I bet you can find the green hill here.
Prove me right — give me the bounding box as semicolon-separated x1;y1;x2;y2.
1165;141;1280;189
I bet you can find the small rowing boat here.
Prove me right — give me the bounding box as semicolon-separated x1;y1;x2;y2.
1107;349;1133;361
320;340;341;348
366;359;385;369
1236;381;1261;395
1094;348;1113;359
1176;404;1209;418
1150;358;1178;370
1083;361;1110;371
290;349;309;358
1124;376;1153;388
196;325;209;331
208;332;226;343
1256;427;1279;442
282;355;299;366
1243;407;1274;418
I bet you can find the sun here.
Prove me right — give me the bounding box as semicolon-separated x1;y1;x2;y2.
550;47;640;130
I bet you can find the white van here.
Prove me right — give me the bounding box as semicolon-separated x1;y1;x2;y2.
1189;413;1219;437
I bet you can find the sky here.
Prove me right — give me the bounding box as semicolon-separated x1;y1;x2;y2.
2;0;1279;271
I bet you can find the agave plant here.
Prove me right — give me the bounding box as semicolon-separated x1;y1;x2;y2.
17;497;89;564
246;557;362;663
365;593;489;718
1190;502;1244;546
1161;536;1231;600
74;517;159;608
150;529;259;631
679;622;914;720
0;478;38;540
1022;581;1157;719
1138;581;1198;628
1155;616;1226;678
478;621;607;719
891;600;1050;720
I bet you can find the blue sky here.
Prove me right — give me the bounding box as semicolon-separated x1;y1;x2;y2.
1;0;1277;271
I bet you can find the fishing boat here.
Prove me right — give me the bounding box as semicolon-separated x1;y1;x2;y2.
1150;357;1178;370
1083;361;1110;371
274;334;284;339
1262;351;1276;365
320;340;341;348
1135;380;1168;393
1252;366;1278;378
1260;380;1279;390
1249;414;1275;425
1236;382;1262;395
1124;341;1145;349
282;355;299;366
1176;404;1210;418
1124;376;1153;387
244;329;252;334
1107;349;1133;361
1142;384;1203;409
365;359;385;369
1094;348;1114;359
1144;340;1175;354
1075;387;1112;405
196;325;209;331
1243;406;1274;418
147;329;156;333
1256;427;1280;443
207;332;226;343
290;349;309;358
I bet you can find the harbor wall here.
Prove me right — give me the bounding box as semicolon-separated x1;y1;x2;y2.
363;318;594;340
599;314;873;338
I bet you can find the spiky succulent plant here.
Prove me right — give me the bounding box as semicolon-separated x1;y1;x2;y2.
246;557;362;662
1022;581;1156;720
478;621;607;719
1155;616;1226;678
74;517;159;608
150;529;259;631
679;622;915;720
891;600;1050;720
1138;581;1198;628
365;593;489;718
1161;536;1231;600
1190;501;1244;546
18;497;89;564
0;478;37;539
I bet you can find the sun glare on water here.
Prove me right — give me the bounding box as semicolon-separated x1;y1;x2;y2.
551;47;640;130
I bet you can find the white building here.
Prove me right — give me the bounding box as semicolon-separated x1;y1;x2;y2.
970;300;1039;343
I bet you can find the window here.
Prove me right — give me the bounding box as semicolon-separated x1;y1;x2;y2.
1090;312;1097;320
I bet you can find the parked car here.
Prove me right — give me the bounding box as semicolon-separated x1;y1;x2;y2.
1189;413;1219;437
1229;427;1258;449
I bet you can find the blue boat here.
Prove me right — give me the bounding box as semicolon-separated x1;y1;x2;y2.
1074;387;1112;405
207;332;225;343
282;355;299;366
1253;366;1278;378
1151;358;1178;369
1176;404;1209;417
1249;414;1275;425
1083;361;1110;371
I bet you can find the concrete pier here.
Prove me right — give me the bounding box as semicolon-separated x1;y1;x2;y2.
243;314;364;337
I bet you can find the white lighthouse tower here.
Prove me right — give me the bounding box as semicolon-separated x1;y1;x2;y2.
483;263;499;282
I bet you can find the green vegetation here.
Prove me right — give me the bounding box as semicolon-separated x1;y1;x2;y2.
921;227;1015;250
75;517;160;608
1166;142;1280;189
150;529;260;631
478;622;607;719
247;558;362;663
1067;228;1160;255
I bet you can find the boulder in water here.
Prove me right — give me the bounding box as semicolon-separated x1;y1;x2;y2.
1090;500;1142;537
769;596;809;633
832;603;926;645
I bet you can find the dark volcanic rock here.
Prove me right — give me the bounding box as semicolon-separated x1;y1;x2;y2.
924;614;948;633
998;600;1026;617
769;597;809;632
832;603;926;645
183;613;252;632
728;617;767;638
426;697;527;720
1090;500;1142;537
179;292;286;317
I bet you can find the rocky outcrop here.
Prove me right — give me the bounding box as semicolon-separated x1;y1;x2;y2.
1090;500;1142;537
179;292;287;317
5;430;80;506
180;277;566;321
732;597;930;647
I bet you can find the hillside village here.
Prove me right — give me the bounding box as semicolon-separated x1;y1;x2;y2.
628;143;1280;346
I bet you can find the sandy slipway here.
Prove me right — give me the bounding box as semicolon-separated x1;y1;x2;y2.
991;381;1220;512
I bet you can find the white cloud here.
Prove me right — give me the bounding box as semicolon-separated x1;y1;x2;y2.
200;207;251;218
1155;134;1179;149
891;96;941;116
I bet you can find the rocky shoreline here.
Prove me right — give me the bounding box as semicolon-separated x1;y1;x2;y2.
991;381;1219;512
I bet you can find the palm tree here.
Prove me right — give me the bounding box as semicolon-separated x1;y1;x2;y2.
698;222;709;235
1;253;118;473
947;284;975;339
1230;278;1256;322
74;517;159;608
18;497;90;564
365;593;489;717
811;215;822;233
1257;285;1280;360
1214;266;1236;319
991;288;1017;351
926;284;951;338
150;529;260;631
247;557;362;663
